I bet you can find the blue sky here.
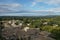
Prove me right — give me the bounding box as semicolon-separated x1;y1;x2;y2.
0;0;60;16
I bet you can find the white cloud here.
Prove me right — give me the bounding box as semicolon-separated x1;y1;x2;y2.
49;8;60;12
0;3;23;12
46;0;60;6
0;3;22;8
36;7;60;12
31;2;36;7
35;0;60;6
33;0;60;12
0;7;12;12
29;7;60;12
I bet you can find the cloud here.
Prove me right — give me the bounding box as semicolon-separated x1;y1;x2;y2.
0;3;23;12
31;2;36;7
0;10;57;16
35;0;60;6
0;7;12;12
0;3;22;8
45;0;60;6
48;7;60;12
32;0;60;12
15;10;54;13
0;7;60;13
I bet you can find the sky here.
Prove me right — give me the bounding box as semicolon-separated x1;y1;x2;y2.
0;0;60;16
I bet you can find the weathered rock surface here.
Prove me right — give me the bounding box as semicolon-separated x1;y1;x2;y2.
2;27;55;40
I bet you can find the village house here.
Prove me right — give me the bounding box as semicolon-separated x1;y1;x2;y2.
43;22;48;25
